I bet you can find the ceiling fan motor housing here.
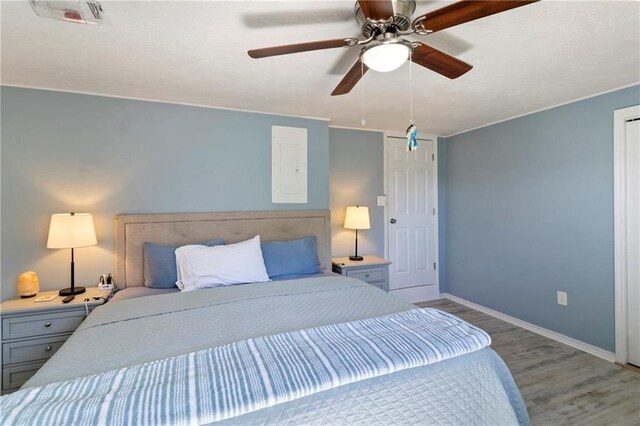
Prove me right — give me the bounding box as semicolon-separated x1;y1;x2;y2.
354;0;416;38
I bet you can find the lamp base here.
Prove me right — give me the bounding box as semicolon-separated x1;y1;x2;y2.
349;255;364;261
59;286;86;296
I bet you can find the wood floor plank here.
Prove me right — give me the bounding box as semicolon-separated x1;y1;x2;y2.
417;298;640;425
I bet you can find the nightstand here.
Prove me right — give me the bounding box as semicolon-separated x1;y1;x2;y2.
332;255;391;291
0;287;108;394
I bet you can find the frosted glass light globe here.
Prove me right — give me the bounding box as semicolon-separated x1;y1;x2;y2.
362;41;411;73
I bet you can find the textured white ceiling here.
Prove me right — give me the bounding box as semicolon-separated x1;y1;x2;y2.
1;1;639;135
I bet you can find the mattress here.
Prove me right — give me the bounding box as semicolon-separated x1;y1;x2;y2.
22;276;529;425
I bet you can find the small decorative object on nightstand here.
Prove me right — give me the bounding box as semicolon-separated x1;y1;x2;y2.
332;255;391;292
0;287;107;394
16;271;40;298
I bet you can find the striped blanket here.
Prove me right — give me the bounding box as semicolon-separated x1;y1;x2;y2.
1;308;490;425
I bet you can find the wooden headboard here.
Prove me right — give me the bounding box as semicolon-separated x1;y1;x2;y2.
115;210;332;288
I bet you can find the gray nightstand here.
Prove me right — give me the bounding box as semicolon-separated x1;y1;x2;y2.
332;255;391;292
0;287;108;394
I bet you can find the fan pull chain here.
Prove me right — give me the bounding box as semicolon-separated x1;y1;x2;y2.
406;49;418;152
409;49;413;124
360;60;366;126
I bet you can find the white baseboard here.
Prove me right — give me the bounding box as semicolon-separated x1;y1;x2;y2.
390;285;440;304
441;293;615;362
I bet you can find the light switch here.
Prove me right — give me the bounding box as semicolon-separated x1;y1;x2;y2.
377;196;387;206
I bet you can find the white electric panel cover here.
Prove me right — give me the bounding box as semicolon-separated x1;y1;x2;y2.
272;126;308;204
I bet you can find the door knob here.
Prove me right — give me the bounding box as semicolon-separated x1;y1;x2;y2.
390;218;397;224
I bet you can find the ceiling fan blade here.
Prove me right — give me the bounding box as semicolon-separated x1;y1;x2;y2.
411;42;472;79
332;60;369;96
248;38;352;59
412;0;539;33
358;0;394;21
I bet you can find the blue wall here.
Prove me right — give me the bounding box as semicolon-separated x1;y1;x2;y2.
442;85;640;351
329;128;385;258
0;87;329;300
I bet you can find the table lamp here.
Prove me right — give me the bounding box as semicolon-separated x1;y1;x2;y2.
47;212;97;296
344;206;370;261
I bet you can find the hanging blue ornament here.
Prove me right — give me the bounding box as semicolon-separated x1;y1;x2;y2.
406;123;418;151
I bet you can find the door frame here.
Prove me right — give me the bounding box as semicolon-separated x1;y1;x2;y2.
614;104;640;364
383;131;440;300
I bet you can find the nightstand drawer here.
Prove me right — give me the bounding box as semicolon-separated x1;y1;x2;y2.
3;336;68;365
346;268;385;282
2;311;85;340
2;361;46;392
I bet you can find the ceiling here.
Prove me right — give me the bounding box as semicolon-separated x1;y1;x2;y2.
1;1;639;136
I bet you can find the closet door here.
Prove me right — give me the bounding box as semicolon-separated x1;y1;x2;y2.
386;136;436;291
625;118;640;367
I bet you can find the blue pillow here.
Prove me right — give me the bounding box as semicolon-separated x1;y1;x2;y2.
144;239;224;289
261;236;321;279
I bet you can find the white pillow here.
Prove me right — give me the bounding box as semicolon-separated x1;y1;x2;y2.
175;235;270;291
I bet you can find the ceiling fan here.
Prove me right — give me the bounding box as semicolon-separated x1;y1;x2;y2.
248;0;539;96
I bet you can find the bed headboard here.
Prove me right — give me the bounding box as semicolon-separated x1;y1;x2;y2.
115;210;332;288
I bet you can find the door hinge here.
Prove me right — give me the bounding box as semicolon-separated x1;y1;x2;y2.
432;208;435;215
432;153;435;161
433;262;437;270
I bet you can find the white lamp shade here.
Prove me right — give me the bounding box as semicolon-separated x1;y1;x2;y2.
47;213;97;249
361;42;410;73
344;206;371;230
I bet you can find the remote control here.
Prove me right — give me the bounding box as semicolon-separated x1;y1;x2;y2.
62;295;75;303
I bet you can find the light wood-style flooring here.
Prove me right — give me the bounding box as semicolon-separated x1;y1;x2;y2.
417;298;640;425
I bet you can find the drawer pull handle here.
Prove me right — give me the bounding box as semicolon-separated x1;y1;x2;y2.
364;273;370;278
45;346;52;352
44;322;52;328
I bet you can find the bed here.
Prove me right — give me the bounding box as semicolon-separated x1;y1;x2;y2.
1;210;529;425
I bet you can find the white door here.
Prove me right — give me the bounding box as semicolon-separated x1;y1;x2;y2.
626;118;640;367
386;136;436;290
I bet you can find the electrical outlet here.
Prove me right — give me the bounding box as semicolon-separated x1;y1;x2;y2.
557;291;568;306
377;195;387;206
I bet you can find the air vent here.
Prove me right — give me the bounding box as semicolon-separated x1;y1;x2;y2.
86;2;103;20
29;1;105;25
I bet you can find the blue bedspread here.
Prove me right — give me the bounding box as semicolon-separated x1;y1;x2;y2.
1;309;491;425
14;276;529;425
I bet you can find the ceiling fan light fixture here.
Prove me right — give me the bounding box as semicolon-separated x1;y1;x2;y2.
361;39;412;73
